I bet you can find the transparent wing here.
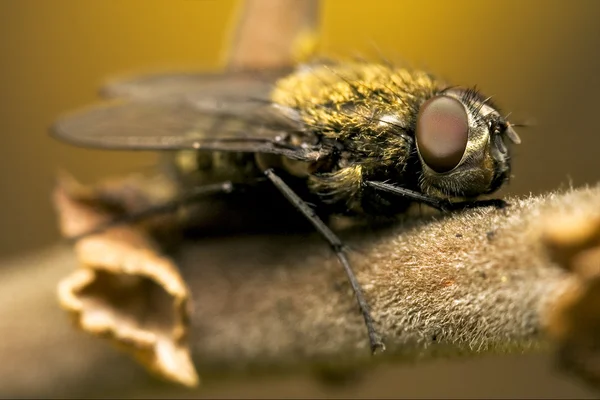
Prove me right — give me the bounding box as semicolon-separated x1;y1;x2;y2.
51;69;322;161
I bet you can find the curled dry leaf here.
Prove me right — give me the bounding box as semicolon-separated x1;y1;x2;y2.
543;212;600;388
52;173;199;387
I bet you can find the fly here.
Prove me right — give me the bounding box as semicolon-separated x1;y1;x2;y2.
50;60;522;353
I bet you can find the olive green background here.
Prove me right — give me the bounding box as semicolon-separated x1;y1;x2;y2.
1;0;599;397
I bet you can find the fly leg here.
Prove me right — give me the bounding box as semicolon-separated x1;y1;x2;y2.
68;179;264;242
442;198;507;211
264;168;385;354
365;181;507;212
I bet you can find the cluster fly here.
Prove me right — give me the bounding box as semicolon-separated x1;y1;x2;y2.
51;60;522;353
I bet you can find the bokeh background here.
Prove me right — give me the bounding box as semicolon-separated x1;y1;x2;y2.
1;0;599;397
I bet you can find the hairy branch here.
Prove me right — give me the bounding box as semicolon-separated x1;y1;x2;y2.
2;182;600;398
53;172;600;373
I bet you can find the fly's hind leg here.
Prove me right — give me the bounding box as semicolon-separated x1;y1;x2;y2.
264;168;385;354
68;179;264;242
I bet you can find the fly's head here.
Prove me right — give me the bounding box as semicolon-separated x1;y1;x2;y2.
415;87;521;199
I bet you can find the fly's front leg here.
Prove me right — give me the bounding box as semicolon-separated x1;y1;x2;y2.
365;181;507;212
442;198;507;211
264;168;385;354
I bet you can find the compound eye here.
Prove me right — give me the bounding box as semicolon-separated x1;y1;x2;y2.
416;95;469;173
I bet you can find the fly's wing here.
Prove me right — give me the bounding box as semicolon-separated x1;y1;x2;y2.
99;68;291;101
51;69;323;161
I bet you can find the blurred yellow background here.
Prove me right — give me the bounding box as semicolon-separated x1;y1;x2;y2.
1;0;600;257
1;1;600;398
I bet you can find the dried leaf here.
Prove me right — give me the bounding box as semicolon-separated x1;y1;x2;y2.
53;175;198;387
